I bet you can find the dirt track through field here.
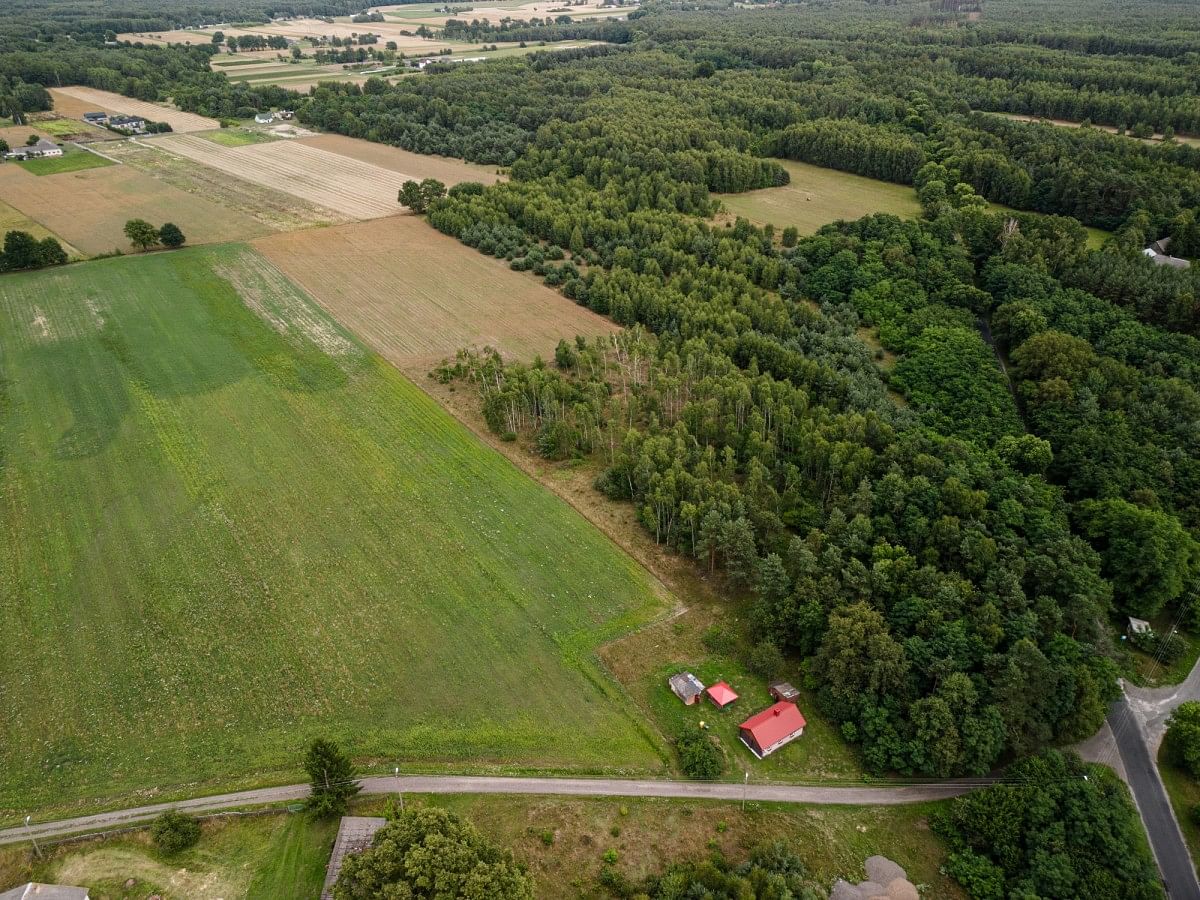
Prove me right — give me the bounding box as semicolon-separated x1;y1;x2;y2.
51;87;219;133
144;135;411;219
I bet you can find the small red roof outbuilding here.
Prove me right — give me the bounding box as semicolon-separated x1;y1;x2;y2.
739;701;806;758
706;681;739;708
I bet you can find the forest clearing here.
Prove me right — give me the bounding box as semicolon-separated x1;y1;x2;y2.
0;243;667;819
716;159;923;235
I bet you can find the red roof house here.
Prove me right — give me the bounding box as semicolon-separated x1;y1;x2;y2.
738;701;806;758
706;681;739;708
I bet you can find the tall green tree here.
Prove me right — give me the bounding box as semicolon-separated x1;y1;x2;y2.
334;807;533;899
124;218;160;251
1164;702;1200;778
1074;498;1198;618
304;738;360;818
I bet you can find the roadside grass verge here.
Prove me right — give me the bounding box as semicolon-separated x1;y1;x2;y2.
1158;745;1200;878
0;794;963;899
0;243;668;822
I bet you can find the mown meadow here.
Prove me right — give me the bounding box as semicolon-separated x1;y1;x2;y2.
0;245;668;820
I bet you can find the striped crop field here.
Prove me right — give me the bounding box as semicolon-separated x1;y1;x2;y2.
0;244;668;820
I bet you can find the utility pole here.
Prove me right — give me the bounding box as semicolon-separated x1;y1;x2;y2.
24;815;40;858
395;766;404;811
742;771;749;812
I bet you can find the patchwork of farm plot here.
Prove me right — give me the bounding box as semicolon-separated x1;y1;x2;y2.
254;215;618;370
0;162;269;255
0;243;667;817
99;138;344;233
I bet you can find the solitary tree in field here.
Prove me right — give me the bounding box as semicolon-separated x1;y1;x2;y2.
0;139;9;155
158;222;186;248
124;218;159;251
304;738;360;817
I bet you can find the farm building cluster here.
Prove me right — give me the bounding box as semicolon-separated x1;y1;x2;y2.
669;672;807;758
3;139;63;161
83;111;148;133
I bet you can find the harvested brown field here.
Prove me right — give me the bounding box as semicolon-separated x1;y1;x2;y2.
0;124;61;147
254;216;619;369
146;134;436;219
0;163;268;255
298;133;502;184
50;87;219;133
0;199;80;256
100;138;342;231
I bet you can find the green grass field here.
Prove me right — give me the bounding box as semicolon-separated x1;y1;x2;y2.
0;244;669;820
31;119;92;137
1;812;337;898
199;128;277;147
16;146;113;176
718;160;922;236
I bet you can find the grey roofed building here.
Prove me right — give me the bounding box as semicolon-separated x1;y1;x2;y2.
321;816;387;900
1143;243;1192;269
768;680;800;702
1128;616;1152;635
0;885;90;900
668;671;705;705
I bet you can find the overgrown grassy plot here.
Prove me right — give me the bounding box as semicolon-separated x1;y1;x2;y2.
716;159;922;236
0;244;667;820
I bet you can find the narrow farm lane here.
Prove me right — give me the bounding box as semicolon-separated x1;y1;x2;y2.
0;775;985;846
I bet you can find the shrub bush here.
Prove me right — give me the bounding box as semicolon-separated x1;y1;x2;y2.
151;810;201;854
676;728;723;780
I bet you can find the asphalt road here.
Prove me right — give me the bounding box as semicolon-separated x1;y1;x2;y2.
1108;697;1200;900
0;775;982;846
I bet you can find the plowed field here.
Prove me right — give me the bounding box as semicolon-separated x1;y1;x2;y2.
145;135;411;219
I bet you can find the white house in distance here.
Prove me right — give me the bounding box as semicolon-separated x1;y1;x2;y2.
255;111;274;124
4;138;63;161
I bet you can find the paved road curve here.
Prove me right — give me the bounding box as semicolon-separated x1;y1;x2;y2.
0;775;983;846
1108;698;1200;900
